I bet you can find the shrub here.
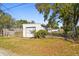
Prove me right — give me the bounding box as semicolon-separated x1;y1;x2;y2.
34;30;48;38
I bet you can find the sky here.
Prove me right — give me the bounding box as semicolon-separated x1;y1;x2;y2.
1;3;45;23
1;3;62;27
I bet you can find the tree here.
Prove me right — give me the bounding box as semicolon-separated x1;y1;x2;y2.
77;26;79;34
30;20;35;24
14;19;35;28
35;3;79;40
0;9;15;36
36;4;59;29
36;3;70;40
47;19;59;29
54;4;73;40
1;13;14;29
14;20;28;28
0;10;5;36
70;4;79;40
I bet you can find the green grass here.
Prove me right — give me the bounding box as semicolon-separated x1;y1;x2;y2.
0;37;79;56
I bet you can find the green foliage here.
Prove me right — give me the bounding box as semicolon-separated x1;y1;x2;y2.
36;3;59;29
47;20;59;29
14;20;35;28
0;11;14;29
35;3;79;40
0;9;15;36
14;20;28;28
34;30;48;38
35;3;51;21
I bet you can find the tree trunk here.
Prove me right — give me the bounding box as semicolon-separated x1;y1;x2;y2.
64;30;68;40
1;29;3;36
72;26;78;41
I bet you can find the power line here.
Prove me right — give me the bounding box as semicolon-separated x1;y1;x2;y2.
0;3;28;15
1;3;27;11
1;4;9;10
0;3;14;14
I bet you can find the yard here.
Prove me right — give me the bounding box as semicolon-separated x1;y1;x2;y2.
0;37;79;56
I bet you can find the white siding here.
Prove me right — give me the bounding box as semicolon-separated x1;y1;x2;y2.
23;24;45;37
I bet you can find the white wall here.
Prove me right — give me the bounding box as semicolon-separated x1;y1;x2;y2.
23;24;45;37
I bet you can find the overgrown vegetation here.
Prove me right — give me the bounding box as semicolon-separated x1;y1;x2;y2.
0;3;79;56
0;9;35;36
36;3;79;40
34;30;48;38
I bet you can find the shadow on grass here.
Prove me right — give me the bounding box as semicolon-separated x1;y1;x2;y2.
65;39;79;44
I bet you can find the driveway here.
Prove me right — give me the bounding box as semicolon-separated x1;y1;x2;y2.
0;48;17;56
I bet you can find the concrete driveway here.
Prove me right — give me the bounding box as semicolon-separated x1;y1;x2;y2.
0;48;17;56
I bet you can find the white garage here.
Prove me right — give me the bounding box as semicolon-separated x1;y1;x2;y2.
23;24;45;37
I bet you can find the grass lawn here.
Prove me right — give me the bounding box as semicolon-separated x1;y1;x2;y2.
0;37;79;56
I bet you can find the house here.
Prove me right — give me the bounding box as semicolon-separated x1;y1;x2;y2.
23;24;45;37
47;28;59;33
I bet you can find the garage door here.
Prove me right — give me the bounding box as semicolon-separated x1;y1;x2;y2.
26;27;36;37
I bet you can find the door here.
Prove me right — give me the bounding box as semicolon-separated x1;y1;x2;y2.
26;27;36;37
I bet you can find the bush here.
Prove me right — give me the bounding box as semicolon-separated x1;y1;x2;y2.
34;30;48;38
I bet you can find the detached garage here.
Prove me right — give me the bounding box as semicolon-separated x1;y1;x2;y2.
23;24;45;37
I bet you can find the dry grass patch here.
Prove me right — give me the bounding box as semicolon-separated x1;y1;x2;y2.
0;37;79;56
